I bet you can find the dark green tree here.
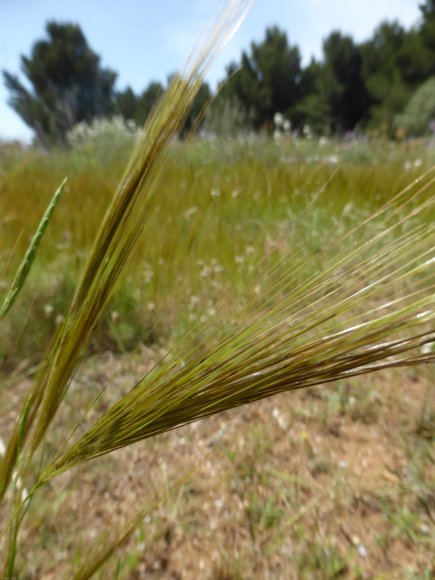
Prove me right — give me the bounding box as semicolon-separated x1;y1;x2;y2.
115;82;164;126
220;26;303;129
136;82;165;125
420;0;435;53
183;81;211;134
319;32;371;132
114;87;138;121
291;59;331;134
3;22;116;145
361;21;432;131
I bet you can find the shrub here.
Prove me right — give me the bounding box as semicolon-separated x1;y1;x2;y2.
394;77;435;137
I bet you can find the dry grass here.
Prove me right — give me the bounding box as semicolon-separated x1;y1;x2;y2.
0;141;433;576
2;351;432;578
0;4;434;572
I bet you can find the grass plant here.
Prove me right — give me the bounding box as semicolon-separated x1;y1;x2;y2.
0;1;434;576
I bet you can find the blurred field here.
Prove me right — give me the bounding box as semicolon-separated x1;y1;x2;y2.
0;136;434;578
1;136;433;367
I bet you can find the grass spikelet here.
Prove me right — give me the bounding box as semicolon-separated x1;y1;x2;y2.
39;176;435;479
1;3;435;575
0;177;67;320
0;0;253;502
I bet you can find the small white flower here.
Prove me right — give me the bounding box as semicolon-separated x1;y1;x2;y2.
327;154;339;165
303;124;312;139
273;112;284;127
43;304;54;317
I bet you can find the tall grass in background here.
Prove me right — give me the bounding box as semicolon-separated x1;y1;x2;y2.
0;0;434;576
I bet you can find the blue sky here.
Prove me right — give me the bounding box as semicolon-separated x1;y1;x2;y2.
0;0;422;141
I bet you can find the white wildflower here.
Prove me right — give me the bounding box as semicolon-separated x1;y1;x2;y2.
283;119;291;132
303;124;312;139
327;154;339;165
273;112;284;127
110;311;120;322
43;304;54;317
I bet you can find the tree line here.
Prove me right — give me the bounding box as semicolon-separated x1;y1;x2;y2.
4;1;435;145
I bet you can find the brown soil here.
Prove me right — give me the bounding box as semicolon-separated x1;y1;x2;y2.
0;351;433;579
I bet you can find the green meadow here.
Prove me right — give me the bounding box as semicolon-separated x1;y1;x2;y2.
0;133;433;578
1;136;433;367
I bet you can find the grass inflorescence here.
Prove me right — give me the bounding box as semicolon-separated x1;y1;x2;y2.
0;1;434;576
